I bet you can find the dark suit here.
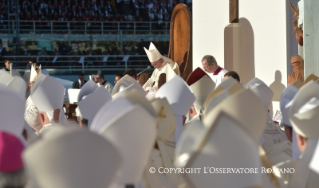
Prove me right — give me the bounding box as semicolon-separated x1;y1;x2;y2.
72;80;87;89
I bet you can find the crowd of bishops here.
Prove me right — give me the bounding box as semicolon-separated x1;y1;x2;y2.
1;42;319;188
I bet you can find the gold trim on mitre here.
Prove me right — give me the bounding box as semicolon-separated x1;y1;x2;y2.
259;146;282;188
203;89;266;142
203;77;237;109
203;81;244;114
304;74;319;84
151;97;175;142
120;87;158;118
144;42;162;63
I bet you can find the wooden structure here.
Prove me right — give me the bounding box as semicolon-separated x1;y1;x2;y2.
229;0;239;23
168;3;193;81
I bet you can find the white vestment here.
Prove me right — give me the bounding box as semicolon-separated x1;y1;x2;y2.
24;96;42;132
265;141;292;166
262;116;288;153
206;66;228;87
143;60;180;92
98;81;113;93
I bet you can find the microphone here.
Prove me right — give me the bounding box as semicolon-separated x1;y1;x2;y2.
137;66;151;76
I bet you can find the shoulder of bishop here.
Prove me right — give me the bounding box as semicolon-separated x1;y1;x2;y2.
213;66;224;76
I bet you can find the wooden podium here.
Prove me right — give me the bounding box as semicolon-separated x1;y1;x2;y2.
168;4;193;81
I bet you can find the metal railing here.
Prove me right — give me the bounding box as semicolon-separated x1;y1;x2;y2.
0;20;170;35
5;55;152;73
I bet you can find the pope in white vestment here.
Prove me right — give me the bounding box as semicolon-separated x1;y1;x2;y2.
201;55;227;86
142;42;180;94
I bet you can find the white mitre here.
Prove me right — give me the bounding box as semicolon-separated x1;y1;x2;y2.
112;75;145;97
113;87;158;119
176;99;263;187
203;81;244;117
203;77;238;109
279;84;301;160
31;74;66;125
246;78;274;111
0;70;26;99
156;76;195;117
246;77;287;145
0;83;26;143
23;127;123;188
288;81;319;188
186;67;216;113
90;97;133;132
289;81;319;139
156;76;195;142
144;42;163;63
77;80;112;125
151;97;175;142
99;104;157;185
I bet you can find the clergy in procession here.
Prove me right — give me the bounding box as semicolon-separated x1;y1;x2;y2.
95;73;113;93
186;67;216;123
1;59;21;77
279;80;319;188
201;55;228;86
23;127;123;188
24;64;42;133
273;83;301;186
245;78;292;167
30;74;67;133
143;42;180;93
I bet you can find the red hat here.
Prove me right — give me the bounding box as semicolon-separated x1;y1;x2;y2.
0;131;25;172
186;67;209;86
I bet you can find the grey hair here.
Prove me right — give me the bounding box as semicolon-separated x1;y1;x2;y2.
0;168;26;188
201;55;218;66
